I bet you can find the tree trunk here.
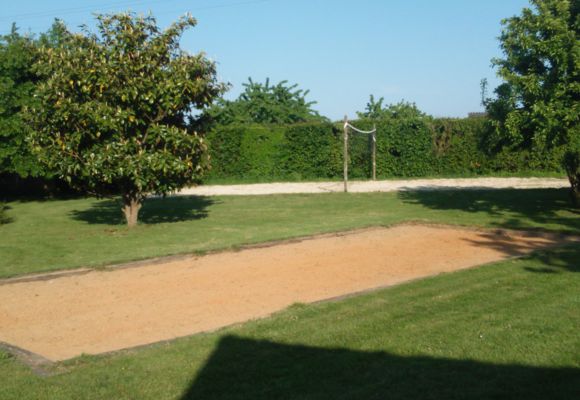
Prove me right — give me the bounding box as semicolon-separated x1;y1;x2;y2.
564;148;580;207
122;194;142;228
569;172;580;207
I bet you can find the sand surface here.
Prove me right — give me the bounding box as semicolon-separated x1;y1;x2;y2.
176;177;568;196
0;224;573;362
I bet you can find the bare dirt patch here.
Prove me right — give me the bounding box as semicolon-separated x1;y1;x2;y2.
0;224;575;362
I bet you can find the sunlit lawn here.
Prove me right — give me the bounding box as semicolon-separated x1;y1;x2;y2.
1;188;579;399
0;188;578;278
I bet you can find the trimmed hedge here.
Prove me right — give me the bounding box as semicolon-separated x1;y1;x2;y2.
205;118;564;181
351;118;434;177
206;125;285;179
430;118;488;174
279;123;342;179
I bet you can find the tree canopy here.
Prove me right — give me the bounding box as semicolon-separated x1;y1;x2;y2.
203;77;325;125
485;0;579;203
0;25;36;178
356;96;427;121
0;21;67;179
28;13;226;226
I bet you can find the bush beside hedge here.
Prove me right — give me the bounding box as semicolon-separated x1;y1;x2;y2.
205;117;564;181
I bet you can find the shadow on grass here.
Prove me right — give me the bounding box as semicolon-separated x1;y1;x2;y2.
398;188;580;234
70;196;215;225
462;237;580;274
461;230;564;258
0;204;13;225
181;336;579;400
522;245;580;274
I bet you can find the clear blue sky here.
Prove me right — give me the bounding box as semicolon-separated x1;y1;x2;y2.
1;0;531;120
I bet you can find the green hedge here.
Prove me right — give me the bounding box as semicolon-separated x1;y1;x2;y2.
430;117;566;175
205;118;564;181
279;123;342;179
206;125;285;179
430;118;488;174
351;118;434;177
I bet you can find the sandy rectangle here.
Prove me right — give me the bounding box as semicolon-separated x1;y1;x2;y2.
0;224;574;361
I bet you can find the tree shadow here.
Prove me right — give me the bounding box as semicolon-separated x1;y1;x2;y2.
458;231;579;273
522;245;580;274
70;195;215;225
398;188;580;234
0;203;13;225
461;230;563;257
181;336;579;400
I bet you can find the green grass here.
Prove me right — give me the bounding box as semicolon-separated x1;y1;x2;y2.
0;245;578;399
1;188;578;398
0;188;578;278
203;171;566;185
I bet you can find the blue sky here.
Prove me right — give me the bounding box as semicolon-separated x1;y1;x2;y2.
1;0;531;120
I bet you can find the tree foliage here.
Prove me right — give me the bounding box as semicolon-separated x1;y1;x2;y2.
0;25;36;178
0;21;66;179
28;13;226;226
203;77;325;125
485;0;579;203
356;96;427;121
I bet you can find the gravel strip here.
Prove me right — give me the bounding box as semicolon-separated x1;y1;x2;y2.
176;177;569;196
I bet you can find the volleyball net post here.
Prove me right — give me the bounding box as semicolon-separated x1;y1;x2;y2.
343;117;377;193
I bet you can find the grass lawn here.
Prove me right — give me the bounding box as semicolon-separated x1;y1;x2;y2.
1;188;579;399
0;244;578;399
0;188;578;278
202;171;567;185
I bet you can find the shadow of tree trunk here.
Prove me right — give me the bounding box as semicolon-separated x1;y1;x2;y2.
69;196;216;225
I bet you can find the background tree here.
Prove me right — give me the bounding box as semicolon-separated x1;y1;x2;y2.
29;13;226;226
0;24;38;178
485;0;579;204
356;96;427;121
0;21;66;180
203;77;326;125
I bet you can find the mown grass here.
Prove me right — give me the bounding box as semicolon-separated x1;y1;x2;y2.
0;188;578;278
0;245;578;399
1;188;578;399
203;171;566;185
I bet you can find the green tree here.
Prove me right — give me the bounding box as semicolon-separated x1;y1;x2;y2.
485;0;579;204
204;77;325;125
29;13;226;226
0;21;66;179
357;96;427;121
0;24;37;178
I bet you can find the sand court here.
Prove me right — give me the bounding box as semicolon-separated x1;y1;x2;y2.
0;224;575;362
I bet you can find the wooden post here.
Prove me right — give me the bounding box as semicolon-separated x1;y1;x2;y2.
372;124;376;181
343;115;348;193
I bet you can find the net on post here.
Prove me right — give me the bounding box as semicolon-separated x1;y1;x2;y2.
342;118;377;192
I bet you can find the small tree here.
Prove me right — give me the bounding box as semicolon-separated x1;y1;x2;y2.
203;77;325;125
29;13;226;226
485;0;579;204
